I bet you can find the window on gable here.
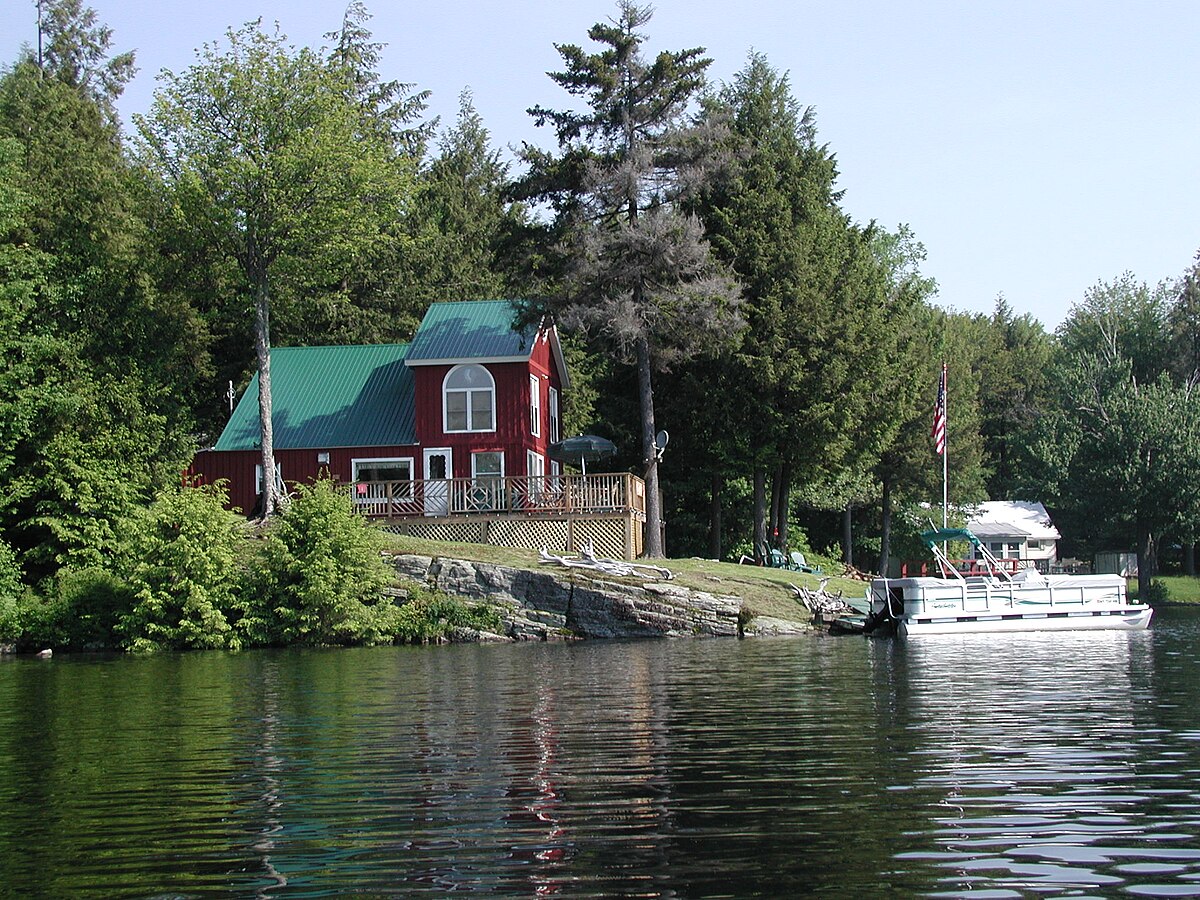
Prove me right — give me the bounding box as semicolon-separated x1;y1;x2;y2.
549;387;560;443
444;364;495;433
530;374;541;436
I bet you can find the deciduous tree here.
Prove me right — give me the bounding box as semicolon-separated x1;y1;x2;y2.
136;21;414;516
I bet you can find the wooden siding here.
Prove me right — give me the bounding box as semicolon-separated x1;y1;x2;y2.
412;354;563;478
189;444;420;515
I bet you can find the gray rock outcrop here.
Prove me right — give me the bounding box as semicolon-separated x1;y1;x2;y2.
388;553;750;641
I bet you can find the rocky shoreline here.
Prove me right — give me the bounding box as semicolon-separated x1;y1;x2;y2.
387;553;813;641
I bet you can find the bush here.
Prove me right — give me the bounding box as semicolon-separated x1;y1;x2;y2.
254;477;396;645
41;568;135;650
118;482;249;652
0;540;22;643
1144;579;1170;606
391;584;504;643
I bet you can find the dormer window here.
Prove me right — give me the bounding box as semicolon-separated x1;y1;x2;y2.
444;364;495;433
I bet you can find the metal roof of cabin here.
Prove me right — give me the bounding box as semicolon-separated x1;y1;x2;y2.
214;344;414;450
405;300;535;365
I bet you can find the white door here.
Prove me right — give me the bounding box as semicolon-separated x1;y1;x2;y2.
423;448;452;516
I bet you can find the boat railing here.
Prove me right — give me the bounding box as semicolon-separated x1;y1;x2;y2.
910;576;1126;616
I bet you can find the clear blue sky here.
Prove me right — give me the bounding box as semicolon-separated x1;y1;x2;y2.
4;0;1199;329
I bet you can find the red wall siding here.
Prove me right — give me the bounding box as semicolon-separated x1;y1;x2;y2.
191;325;571;509
189;444;420;515
413;354;560;479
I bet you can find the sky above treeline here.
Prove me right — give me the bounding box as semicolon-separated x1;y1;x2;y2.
3;0;1199;329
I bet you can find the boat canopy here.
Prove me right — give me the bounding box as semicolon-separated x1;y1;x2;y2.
920;527;982;549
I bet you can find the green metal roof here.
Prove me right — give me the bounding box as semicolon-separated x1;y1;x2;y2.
214;344;414;450
405;300;535;365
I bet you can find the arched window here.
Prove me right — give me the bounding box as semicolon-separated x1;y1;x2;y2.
443;364;495;433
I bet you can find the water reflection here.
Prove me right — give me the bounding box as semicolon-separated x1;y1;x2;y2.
883;629;1200;896
1;616;1200;896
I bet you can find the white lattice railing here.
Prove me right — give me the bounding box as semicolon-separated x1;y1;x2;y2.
347;472;646;521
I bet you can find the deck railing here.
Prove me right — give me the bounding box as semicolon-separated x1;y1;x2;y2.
346;472;646;520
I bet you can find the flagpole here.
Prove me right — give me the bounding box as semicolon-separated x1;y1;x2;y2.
942;362;948;531
932;361;949;571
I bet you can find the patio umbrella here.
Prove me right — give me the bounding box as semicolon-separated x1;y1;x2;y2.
547;435;617;475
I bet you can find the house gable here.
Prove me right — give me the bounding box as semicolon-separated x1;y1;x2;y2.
405;299;571;389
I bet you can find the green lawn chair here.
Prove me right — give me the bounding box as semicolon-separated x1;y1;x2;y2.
789;551;820;574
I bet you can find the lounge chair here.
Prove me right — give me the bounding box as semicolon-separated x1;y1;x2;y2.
789;552;820;574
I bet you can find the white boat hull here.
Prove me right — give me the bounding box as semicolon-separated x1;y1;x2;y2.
870;572;1153;638
898;605;1153;637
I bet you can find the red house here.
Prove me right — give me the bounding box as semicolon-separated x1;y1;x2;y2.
190;300;646;557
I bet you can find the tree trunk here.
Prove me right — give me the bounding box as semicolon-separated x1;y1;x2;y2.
769;464;783;548
777;462;791;551
843;504;853;567
752;468;767;562
1185;541;1196;577
1136;519;1154;600
636;335;664;557
878;475;893;576
708;472;722;560
253;270;278;518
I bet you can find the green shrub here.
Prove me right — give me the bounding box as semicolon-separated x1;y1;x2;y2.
254;477;395;646
118;482;249;652
43;568;135;650
391;584;505;643
1144;579;1170;606
0;540;21;643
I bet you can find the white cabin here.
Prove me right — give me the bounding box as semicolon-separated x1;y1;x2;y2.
967;501;1060;572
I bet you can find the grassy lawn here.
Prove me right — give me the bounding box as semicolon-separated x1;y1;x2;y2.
379;532;869;623
1131;575;1200;604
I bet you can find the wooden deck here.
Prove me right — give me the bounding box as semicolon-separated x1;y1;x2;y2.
347;472;645;521
343;472;645;559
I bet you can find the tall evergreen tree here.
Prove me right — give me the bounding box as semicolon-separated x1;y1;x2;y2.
401;90;525;311
0;8;203;577
33;0;136;125
973;297;1053;499
514;2;742;556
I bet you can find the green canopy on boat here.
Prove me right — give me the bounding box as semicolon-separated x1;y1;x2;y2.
920;528;982;548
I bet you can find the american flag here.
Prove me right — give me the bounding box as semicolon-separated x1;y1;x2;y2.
932;363;947;455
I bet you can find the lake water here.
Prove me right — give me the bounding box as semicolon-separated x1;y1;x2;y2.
2;609;1200;897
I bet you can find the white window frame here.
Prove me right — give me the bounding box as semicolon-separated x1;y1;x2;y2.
471;450;505;480
527;450;545;478
351;456;414;502
530;373;542;437
443;364;496;434
471;450;505;510
255;461;283;495
527;450;545;502
549;386;560;443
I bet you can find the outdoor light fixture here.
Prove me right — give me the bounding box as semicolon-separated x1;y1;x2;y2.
317;452;330;464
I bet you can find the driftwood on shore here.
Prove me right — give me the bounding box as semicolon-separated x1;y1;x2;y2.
539;544;675;580
788;582;855;617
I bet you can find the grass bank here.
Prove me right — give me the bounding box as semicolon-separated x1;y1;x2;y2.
379;533;869;624
1131;575;1200;604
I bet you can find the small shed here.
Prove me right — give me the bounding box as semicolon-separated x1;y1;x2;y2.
1095;551;1138;577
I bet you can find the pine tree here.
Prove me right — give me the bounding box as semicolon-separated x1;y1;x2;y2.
514;2;742;556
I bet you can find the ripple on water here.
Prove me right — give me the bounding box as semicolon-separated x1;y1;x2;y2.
0;618;1197;895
